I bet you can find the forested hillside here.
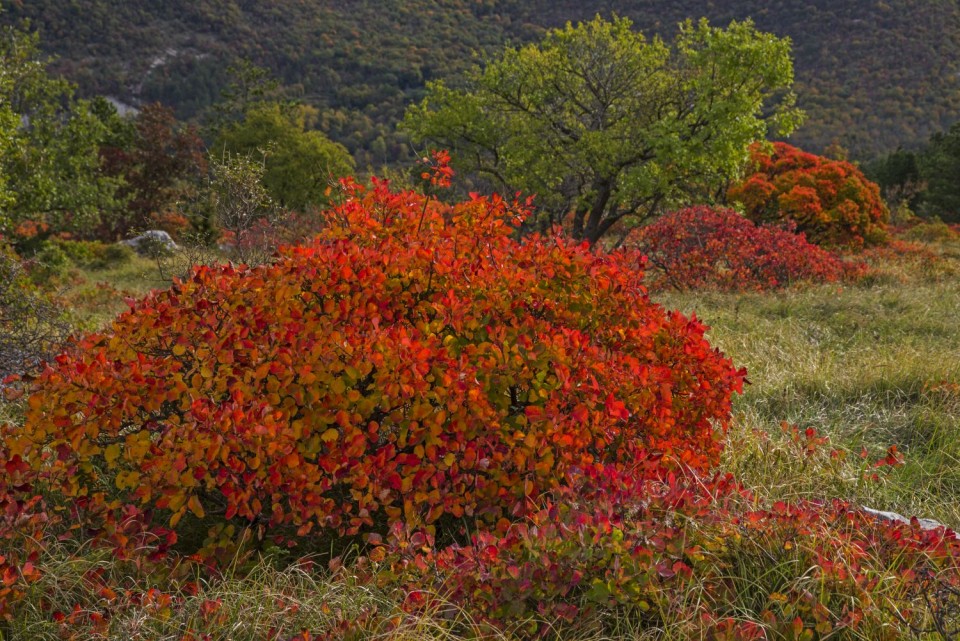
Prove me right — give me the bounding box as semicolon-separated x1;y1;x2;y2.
5;0;960;163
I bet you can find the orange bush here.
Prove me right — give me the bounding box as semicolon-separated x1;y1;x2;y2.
4;177;746;558
729;142;889;247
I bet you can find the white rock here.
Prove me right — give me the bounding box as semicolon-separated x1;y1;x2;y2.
122;230;178;254
861;506;949;532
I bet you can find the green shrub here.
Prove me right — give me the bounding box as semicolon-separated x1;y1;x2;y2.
902;217;959;242
28;241;73;283
53;239;107;265
96;242;135;268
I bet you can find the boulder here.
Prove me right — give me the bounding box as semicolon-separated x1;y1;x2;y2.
122;230;178;255
861;506;949;533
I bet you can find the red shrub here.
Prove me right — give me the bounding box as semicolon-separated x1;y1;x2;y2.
0;442;47;620
860;238;940;265
633;206;854;291
728;142;889;247
149;211;192;241
4;177;745;558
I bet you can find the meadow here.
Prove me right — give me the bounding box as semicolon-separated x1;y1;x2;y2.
4;218;960;641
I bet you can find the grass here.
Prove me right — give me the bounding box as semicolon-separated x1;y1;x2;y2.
657;239;960;527
53;246;229;331
7;544;496;641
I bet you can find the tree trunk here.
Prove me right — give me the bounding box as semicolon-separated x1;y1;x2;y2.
583;179;613;245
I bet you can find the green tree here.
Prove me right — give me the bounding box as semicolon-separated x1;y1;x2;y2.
864;147;923;217
205;59;284;135
0;24;123;237
0;49;17;215
918;123;960;222
403;15;802;245
214;102;354;211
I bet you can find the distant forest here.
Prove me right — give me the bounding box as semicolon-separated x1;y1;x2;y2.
5;0;960;166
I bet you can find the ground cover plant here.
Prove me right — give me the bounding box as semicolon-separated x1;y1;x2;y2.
4;168;960;640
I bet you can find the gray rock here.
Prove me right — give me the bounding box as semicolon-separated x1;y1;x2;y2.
122;230;178;255
861;506;949;533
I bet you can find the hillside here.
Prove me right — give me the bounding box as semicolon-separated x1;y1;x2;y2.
5;0;960;163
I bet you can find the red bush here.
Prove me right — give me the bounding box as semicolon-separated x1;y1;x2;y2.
4;177;745;559
728;142;889;247
633;206;854;291
0;443;47;619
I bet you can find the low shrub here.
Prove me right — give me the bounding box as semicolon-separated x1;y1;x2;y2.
850;238;957;284
53;239;108;265
375;463;960;639
98;242;135;268
46;239;133;270
901;218;960;243
28;240;73;283
632;206;856;292
0;247;71;379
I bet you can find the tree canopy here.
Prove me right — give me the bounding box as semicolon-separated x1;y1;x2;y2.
916;123;960;222
214;103;354;212
98;103;208;238
0;24;123;237
403;15;801;245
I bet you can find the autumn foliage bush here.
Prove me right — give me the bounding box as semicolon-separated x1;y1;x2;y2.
2;174;745;568
729;142;889;247
633;206;854;291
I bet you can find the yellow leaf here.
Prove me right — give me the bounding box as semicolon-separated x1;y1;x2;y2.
115;470;141;490
125;432;151;460
172;344;187;356
187;495;205;519
103;443;121;465
168;492;186;512
321;428;339;443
